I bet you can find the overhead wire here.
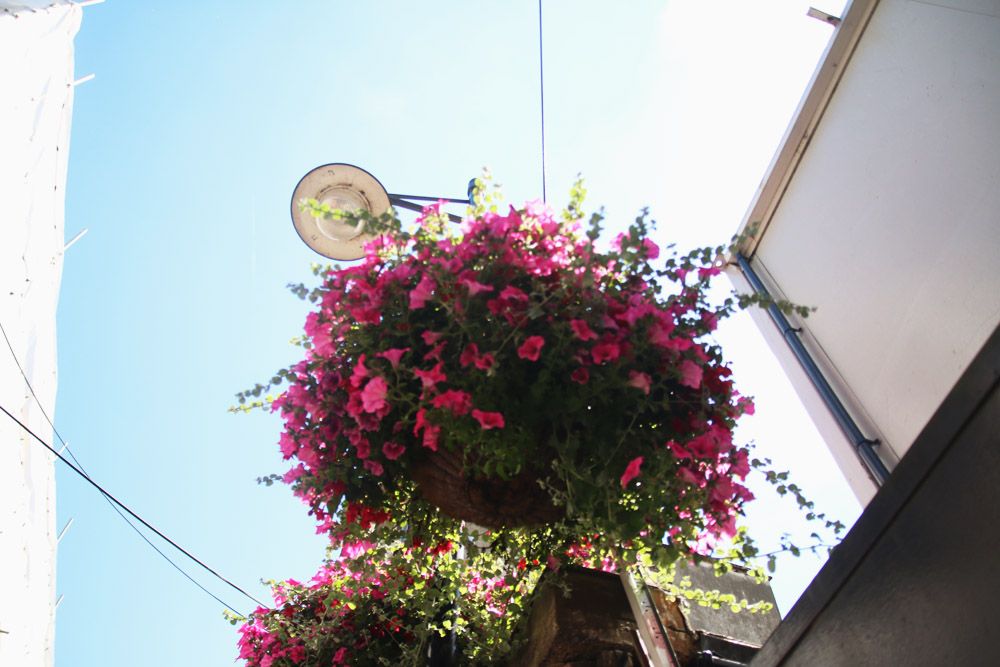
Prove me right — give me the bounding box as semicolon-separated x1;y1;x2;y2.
0;319;267;615
539;0;547;203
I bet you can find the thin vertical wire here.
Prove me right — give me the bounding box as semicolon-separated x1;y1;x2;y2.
538;0;547;202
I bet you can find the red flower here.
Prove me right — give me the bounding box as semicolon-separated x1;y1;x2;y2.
471;409;504;430
360;377;389;413
382;442;406;461
591;341;621;364
422;424;441;451
413;363;446;391
409;275;436;309
431;390;473;416
620;456;644;488
626;370;651;395
678;360;703;389
569;319;597;341
460;343;480;367
376;347;410;369
517;335;545;361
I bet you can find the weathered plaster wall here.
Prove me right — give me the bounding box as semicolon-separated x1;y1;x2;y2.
0;4;80;666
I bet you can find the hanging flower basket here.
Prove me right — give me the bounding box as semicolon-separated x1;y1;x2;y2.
410;442;565;528
233;519;551;667
245;182;761;562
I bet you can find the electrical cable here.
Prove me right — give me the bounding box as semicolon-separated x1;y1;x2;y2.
538;0;547;203
0;400;268;613
0;320;268;613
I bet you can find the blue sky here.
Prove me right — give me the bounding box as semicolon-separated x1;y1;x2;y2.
54;1;854;665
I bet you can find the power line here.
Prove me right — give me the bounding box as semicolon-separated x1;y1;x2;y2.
538;0;547;203
0;321;268;613
0;401;268;613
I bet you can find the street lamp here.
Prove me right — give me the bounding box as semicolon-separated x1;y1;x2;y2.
290;163;471;261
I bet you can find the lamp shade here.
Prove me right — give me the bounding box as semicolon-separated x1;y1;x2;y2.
290;163;391;261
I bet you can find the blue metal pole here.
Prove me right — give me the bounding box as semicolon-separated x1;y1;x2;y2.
736;254;890;486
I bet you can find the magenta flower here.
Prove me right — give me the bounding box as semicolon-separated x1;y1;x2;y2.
423;341;448;362
591;341;621;364
349;354;369;389
382;441;406;461
376;347;410;369
355;438;370;459
460;277;494;296
360;377;389;413
620;456;644;488
499;286;527;303
471;409;505;430
668;440;692;460
460;343;480;367
421;330;444;346
431;389;473;416
677;466;705;488
414;362;446;391
474;353;495;371
627;370;652;395
640;238;660;259
517;335;545;361
678;359;703;389
422;424;441;451
570;367;589;384
281;463;306;484
364;459;384;476
409;275;436;309
279;432;298;459
569;319;598;341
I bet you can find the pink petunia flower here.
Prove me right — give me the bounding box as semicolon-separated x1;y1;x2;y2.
414;407;428;435
423;341;448;362
281;463;306;484
471;409;505;430
360;376;389;413
640;238;660;259
570;367;589;384
460;343;480;367
414;362;447;391
517;335;545;361
627;370;652;395
421;330;444;346
349;354;369;388
382;441;406;460
460;277;494;296
377;347;410;369
279;432;298;459
475;353;496;371
677;466;706;487
363;459;384;476
432;390;473;416
621;456;644;488
668;440;692;460
499;286;528;303
355;439;371;461
591;341;621;364
409;275;436;309
422;424;441;451
678;359;703;389
569;319;598;341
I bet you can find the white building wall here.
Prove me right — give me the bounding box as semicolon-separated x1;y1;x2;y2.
0;5;80;666
730;0;1000;502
